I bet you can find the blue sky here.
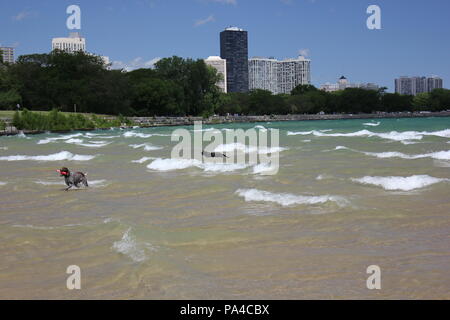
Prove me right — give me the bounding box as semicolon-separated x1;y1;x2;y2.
1;0;449;91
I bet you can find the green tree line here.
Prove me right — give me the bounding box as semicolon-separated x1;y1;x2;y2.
1;50;449;116
11;109;133;131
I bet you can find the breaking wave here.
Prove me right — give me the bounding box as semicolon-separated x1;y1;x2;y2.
37;133;84;145
112;228;157;262
146;158;250;173
252;162;277;175
363;122;381;127
65;138;111;148
335;146;450;161
123;131;153;138
129;143;162;151
131;157;155;164
0;151;96;161
147;158;201;171
287;129;450;142
235;188;348;207
214;143;287;154
351;175;448;191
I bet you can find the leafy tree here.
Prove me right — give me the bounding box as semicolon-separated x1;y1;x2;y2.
291;84;318;95
412;92;430;111
428;89;450;111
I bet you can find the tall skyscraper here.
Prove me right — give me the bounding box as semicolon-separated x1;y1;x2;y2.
277;55;311;94
248;57;279;94
0;47;14;63
204;56;227;93
220;27;249;93
395;76;444;95
52;32;86;53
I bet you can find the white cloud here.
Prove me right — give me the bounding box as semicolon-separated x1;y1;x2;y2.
194;15;215;27
111;57;161;71
298;48;310;57
12;10;36;21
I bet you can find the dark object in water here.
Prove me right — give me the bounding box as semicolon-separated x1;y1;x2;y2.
57;167;89;191
201;151;229;158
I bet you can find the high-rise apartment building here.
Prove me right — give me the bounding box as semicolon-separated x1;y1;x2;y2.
395;76;444;95
277;56;311;94
427;76;443;92
248;57;279;94
204;56;227;93
0;47;14;63
220;27;249;93
52;32;86;53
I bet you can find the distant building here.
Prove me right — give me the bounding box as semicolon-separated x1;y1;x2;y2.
277;56;311;94
248;55;311;94
204;56;227;93
248;57;279;94
220;27;249;93
320;76;379;92
0;46;14;63
395;76;443;95
52;32;86;53
427;76;443;92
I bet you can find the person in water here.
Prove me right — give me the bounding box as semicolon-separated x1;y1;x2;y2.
57;167;89;191
201;151;229;158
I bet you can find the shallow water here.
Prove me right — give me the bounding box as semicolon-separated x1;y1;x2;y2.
0;118;449;299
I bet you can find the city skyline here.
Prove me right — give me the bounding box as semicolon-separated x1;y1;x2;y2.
2;0;449;92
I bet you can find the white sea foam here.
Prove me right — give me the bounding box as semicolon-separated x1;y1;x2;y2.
129;143;162;151
17;132;29;139
66;139;111;148
201;162;249;172
147;158;201;171
37;133;83;144
112;228;156;262
287;130;313;136
131;157;155;164
123;131;153;138
254;125;268;132
287;129;450;142
88;179;109;187
147;157;249;173
351;175;448;191
252;162;276;174
0;181;7;186
363;122;381;127
192;127;220;133
0;151;96;161
336;146;450;161
214;143;287;154
34;180;61;185
235;188;347;207
363;150;450;161
214;143;254;153
257;146;288;154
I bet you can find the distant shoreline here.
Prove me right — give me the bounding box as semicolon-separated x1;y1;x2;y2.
1;111;450;136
